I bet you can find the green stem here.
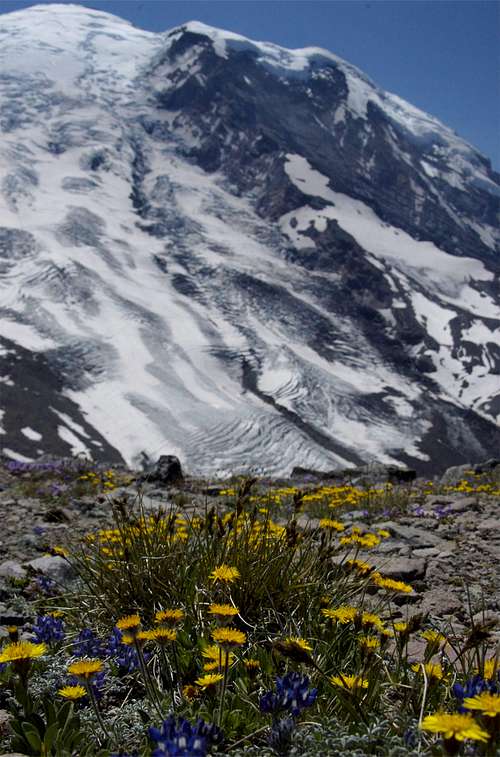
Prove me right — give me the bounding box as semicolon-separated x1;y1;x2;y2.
135;641;163;717
85;680;110;744
218;650;230;728
159;645;176;713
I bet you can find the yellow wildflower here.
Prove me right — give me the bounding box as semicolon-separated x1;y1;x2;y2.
58;685;86;700
155;609;184;626
319;518;345;532
208;564;241;584
274;637;313;664
208;604;239;621
0;641;47;664
321;606;358;624
116;614;141;636
330;674;369;690
244;658;261;672
394;622;409;633
360;612;384;630
462;692;500;717
346;559;374;575
195;673;223;689
373;575;413;593
421;630;446;645
211;627;246;649
480;658;498;680
358;635;380;652
182;684;199;701
150;628;177;645
412;662;445;681
67;659;103;680
420;712;489;742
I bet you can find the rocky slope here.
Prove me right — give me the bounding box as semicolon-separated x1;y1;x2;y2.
0;458;498;643
0;5;499;475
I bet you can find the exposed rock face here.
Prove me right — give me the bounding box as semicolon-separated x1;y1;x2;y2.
0;7;499;474
140;455;184;487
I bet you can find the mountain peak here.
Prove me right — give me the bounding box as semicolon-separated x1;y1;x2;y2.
0;4;499;472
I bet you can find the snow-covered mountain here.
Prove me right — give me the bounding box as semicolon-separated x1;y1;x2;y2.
1;4;499;474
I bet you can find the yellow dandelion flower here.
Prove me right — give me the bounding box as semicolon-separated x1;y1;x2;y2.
208;603;239;620
150;628;177;645
394;622;409;633
346;559;374;575
420;712;489;742
378;529;391;538
203;661;219;671
284;636;312;652
360;612;384;630
373;575;413;593
463;692;500;717
319;518;345;532
358;635;380;652
274;636;313;664
116;614;141;633
182;684;199;700
67;659;103;680
321;606;358;624
0;641;47;664
479;658;498;680
155;609;184;626
135;630;157;643
58;685;86;700
51;546;69;557
212;627;246;649
202;644;222;661
421;630;446;645
6;627;19;642
195;673;223;689
244;658;261;672
412;662;445;681
209;564;241;583
330;674;369;690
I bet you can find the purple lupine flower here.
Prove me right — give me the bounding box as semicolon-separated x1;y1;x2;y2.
149;716;223;757
107;627;142;672
35;575;56;595
453;674;499;712
73;628;106;658
260;671;317;717
31;615;65;644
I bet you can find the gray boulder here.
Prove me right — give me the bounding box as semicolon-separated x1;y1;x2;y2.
24;555;73;582
140;455;184;487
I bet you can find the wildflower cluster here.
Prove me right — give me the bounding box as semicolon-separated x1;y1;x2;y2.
1;462;499;755
149;716;223;757
260;672;318;717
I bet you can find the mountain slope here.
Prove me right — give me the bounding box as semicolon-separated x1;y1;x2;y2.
0;5;499;474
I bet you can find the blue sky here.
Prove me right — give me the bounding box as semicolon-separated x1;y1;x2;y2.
2;0;499;169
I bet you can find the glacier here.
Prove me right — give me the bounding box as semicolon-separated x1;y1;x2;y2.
0;4;499;474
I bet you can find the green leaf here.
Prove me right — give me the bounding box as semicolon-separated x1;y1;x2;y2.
43;721;59;754
43;699;57;727
21;721;42;753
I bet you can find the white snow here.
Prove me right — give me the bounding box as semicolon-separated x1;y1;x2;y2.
21;427;42;441
57;425;90;457
2;448;33;462
50;410;90;438
0;320;57;351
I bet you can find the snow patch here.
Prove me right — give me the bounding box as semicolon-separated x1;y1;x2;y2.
21;426;42;441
